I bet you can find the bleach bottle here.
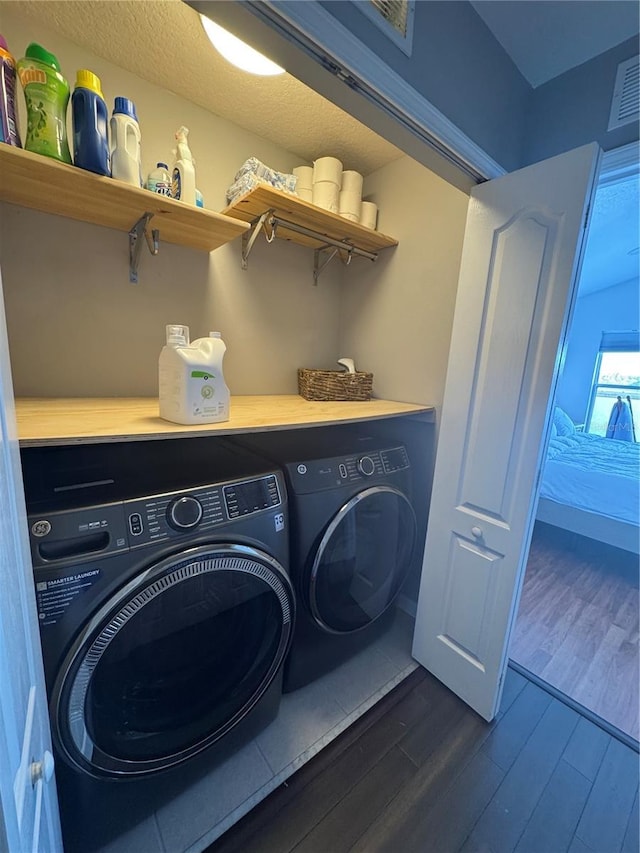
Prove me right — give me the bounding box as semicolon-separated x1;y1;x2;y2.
159;325;230;425
110;96;142;186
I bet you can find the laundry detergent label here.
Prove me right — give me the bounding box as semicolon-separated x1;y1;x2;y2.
35;569;101;626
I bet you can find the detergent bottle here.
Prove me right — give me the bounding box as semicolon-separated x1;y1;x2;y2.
17;42;71;162
159;325;230;425
110;96;142;186
171;126;196;205
0;35;21;146
71;69;110;175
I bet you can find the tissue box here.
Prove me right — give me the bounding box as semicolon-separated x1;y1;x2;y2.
298;368;373;401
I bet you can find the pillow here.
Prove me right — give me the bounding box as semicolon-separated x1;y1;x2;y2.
553;406;575;437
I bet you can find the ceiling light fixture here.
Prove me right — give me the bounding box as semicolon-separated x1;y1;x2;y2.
200;15;285;76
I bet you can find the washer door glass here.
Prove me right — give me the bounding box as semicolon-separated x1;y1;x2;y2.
54;545;294;777
309;486;416;633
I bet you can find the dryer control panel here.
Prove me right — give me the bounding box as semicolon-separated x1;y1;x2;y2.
285;446;409;494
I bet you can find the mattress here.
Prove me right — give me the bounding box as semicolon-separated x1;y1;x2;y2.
540;433;640;525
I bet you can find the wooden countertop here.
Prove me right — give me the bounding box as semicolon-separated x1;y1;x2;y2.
16;396;434;447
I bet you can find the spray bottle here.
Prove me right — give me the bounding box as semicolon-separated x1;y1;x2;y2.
159;325;230;425
171;126;196;205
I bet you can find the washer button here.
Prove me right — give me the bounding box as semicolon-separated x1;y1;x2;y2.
339;463;348;479
129;513;144;536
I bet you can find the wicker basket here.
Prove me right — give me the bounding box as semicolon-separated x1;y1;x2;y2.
298;368;373;401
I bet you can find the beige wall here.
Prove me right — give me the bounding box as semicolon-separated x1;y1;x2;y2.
344;158;468;408
0;9;342;397
0;8;468;407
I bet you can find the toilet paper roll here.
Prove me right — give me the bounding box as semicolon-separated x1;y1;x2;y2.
339;189;361;217
339;212;360;222
312;180;339;212
297;186;313;202
313;156;343;185
293;165;313;190
360;201;378;230
341;170;363;195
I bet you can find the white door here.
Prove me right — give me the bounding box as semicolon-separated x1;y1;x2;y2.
0;267;63;852
412;143;600;721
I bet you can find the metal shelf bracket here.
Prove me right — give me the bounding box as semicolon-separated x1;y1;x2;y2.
241;210;378;283
129;212;159;284
241;210;273;269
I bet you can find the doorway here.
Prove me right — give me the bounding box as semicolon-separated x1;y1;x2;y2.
510;148;640;744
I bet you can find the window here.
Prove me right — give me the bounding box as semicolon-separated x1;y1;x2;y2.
586;331;640;439
356;0;415;56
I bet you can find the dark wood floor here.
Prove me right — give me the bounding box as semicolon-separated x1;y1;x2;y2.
206;665;639;853
511;522;639;742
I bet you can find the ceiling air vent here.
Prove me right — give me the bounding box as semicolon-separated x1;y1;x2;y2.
608;55;639;131
357;0;415;56
371;0;410;37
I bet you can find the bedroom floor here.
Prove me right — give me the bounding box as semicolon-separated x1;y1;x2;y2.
510;521;639;743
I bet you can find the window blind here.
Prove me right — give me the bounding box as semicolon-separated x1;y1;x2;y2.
600;330;640;352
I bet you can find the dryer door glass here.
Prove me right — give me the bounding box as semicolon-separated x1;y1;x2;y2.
55;545;294;777
309;486;416;633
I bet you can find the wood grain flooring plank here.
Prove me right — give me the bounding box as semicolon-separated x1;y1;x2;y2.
514;759;592;853
562;716;610;782
500;667;529;716
292;746;416;853
465;699;579;853
350;707;493;853
382;749;504;853
511;524;639;742
622;789;639;853
206;668;428;853
480;681;551;771
397;680;469;767
576;737;639;852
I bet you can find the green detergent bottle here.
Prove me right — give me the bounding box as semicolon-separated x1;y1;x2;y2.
17;42;71;163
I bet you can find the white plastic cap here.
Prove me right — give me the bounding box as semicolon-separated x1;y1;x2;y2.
209;331;222;338
166;324;189;346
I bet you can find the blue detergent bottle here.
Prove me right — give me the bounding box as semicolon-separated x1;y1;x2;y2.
71;69;110;175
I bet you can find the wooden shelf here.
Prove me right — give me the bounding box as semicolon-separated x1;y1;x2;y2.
222;185;398;254
16;396;433;447
0;144;249;252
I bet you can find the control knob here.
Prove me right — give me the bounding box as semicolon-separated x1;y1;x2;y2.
167;495;203;530
357;455;376;477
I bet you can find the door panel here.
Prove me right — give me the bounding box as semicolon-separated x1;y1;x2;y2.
413;143;600;721
0;265;63;851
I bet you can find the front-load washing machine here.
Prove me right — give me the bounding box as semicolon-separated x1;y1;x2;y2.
232;429;417;692
21;437;295;848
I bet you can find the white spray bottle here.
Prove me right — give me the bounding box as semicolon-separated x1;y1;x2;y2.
171;126;196;205
159;325;230;425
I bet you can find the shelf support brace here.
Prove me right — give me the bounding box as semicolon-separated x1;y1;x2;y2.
313;246;339;285
241;210;272;270
129;212;159;284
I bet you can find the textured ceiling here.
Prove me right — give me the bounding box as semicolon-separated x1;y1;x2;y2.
9;0;404;175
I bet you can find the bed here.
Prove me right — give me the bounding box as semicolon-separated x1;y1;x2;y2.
537;408;640;554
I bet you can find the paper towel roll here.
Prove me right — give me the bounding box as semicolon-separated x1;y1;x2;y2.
312;180;339;212
293;165;313;190
341;170;363;195
339;189;361;218
360;201;378;230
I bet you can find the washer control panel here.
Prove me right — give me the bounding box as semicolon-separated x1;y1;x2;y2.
124;474;281;548
286;445;409;494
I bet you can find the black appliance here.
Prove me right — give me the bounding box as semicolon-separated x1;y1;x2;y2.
22;437;296;848
231;429;417;692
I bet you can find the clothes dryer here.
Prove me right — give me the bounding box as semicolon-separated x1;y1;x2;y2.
232;429;417;692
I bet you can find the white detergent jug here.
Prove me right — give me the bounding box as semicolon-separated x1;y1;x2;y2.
159;325;230;425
